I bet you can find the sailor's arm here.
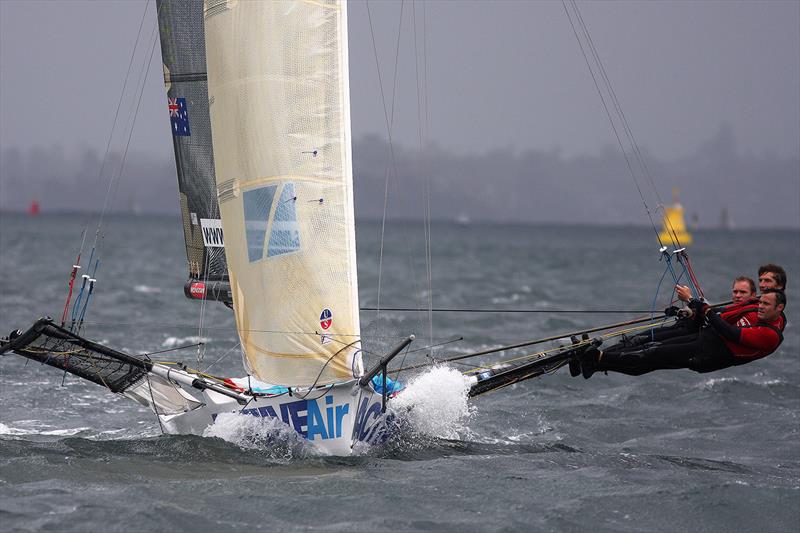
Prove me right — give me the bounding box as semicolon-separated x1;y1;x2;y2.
675;285;693;302
704;308;741;342
704;308;781;356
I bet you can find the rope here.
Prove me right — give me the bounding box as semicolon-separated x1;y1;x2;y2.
68;274;90;329
59;259;81;327
76;260;100;334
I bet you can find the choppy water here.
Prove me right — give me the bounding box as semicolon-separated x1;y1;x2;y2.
1;213;798;532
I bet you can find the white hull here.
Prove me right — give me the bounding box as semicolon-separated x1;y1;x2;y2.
158;380;393;456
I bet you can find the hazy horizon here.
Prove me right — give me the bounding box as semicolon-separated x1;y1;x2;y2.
1;1;798;228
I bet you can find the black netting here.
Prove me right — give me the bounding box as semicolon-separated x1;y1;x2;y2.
157;0;228;281
2;319;149;393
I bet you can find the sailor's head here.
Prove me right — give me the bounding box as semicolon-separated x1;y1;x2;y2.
757;289;785;322
731;276;756;305
758;264;786;292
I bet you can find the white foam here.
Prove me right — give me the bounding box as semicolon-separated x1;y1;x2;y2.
391;366;472;440
700;376;739;390
490;293;521;304
203;412;307;456
133;285;162;294
0;422;90;437
162;335;209;348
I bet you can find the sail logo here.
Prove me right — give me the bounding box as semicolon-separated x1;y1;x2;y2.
352;396;394;445
319;308;333;330
189;282;206;299
200;218;225;248
240;396;350;441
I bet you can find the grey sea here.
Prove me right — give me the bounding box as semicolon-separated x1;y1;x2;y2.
1;212;798;532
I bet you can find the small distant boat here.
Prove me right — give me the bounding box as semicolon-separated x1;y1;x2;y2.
455;214;471;225
658;187;692;245
719;207;735;230
27;200;40;216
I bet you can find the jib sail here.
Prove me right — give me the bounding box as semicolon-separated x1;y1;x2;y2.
156;0;228;282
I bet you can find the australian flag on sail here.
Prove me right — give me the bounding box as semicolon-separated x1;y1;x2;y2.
168;97;190;136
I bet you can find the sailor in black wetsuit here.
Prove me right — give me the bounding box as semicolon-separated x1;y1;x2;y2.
573;290;786;378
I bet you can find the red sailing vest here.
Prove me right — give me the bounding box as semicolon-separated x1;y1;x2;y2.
720;311;786;360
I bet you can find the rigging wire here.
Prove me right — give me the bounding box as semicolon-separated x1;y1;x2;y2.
568;3;702;297
96;19;161;255
568;1;681;249
365;0;436;370
61;0;161;337
365;0;441;366
561;0;664;248
562;1;705;301
202;342;241;373
366;0;404;335
72;305;665;334
196;247;213;367
59;0;151;327
76;23;161;333
412;0;435;361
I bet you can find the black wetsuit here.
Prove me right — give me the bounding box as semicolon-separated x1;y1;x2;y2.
593;307;780;376
621;304;704;348
596;328;734;375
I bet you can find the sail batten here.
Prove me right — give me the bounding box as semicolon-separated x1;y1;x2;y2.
204;0;362;386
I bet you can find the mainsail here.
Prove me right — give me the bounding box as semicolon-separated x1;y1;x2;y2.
203;0;362;386
156;0;228;284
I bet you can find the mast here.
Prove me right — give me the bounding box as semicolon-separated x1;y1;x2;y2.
156;0;228;285
203;0;362;386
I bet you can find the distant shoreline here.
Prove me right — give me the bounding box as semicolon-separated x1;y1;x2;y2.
1;210;797;232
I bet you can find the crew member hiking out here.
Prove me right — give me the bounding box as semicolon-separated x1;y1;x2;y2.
569;289;787;379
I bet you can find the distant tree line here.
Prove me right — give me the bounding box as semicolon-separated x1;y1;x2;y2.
1;125;798;228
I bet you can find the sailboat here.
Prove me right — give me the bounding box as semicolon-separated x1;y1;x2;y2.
0;0;690;455
3;0;403;456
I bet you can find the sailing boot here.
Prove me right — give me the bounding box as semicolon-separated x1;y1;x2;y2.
577;337;603;379
568;336;582;377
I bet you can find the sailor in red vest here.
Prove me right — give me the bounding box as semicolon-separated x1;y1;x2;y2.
619;276;759;351
574;289;787;378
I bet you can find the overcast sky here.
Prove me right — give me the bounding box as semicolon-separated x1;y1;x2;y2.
1;0;798;162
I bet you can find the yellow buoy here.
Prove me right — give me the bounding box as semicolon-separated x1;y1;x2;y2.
659;188;693;245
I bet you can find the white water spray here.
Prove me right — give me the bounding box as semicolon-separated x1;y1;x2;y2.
203;412;307;456
391;366;472;440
